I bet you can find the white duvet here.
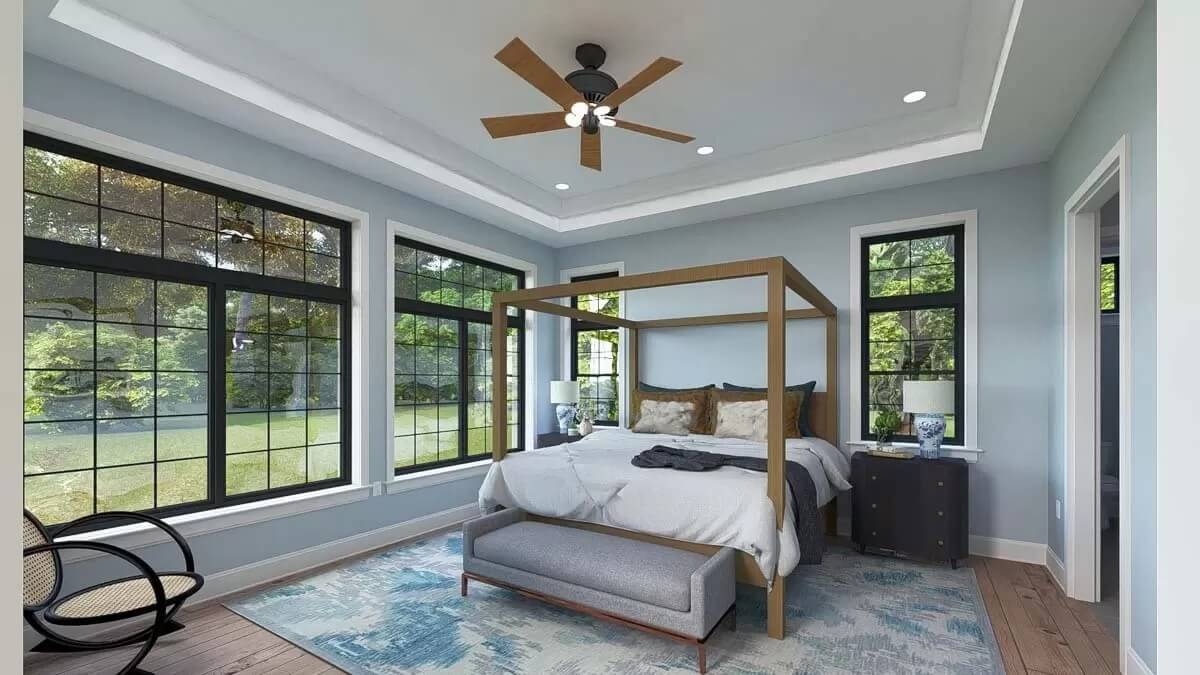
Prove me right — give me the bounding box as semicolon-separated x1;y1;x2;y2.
478;428;852;579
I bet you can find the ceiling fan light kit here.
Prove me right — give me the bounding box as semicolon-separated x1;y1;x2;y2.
481;37;695;171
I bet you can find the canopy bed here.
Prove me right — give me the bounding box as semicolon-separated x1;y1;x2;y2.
485;256;840;639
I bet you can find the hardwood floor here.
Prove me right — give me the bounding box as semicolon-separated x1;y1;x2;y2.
25;556;1117;675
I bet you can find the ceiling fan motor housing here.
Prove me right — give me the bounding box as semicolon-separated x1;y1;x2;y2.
566;42;619;110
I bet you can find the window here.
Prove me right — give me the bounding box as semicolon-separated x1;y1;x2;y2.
393;238;524;473
1100;256;1118;313
860;225;964;445
22;133;350;529
570;272;620;426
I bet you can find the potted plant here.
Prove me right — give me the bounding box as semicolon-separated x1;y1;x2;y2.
872;410;902;448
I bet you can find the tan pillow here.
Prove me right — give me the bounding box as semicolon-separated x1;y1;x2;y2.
632;399;696;435
630;389;712;434
713;399;770;442
710;389;803;439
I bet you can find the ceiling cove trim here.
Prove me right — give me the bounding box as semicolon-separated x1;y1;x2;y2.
50;0;1021;235
48;0;556;230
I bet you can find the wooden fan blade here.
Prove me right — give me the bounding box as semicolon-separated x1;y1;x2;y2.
495;38;582;110
580;131;601;171
602;57;682;108
481;112;569;138
614;119;694;143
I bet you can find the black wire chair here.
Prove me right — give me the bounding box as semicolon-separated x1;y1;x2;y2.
23;509;205;675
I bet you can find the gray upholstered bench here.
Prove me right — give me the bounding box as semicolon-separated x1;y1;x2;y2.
461;508;736;673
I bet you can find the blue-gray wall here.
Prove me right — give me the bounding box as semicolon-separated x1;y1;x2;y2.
22;55;559;579
558;163;1055;548
1046;1;1156;666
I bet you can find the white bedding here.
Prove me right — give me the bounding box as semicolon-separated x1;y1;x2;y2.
477;428;851;579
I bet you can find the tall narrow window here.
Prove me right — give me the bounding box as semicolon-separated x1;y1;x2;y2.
1100;256;1119;314
570;272;620;426
22;133;351;528
860;225;964;444
393;239;524;473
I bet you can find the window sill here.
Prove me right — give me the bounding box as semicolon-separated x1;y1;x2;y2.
386;459;493;495
846;441;984;463
58;483;373;562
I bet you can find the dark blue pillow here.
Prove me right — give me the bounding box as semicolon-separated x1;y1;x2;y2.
722;381;818;437
638;382;716;392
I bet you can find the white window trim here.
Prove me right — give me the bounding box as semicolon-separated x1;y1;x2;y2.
385;221;539;483
848;210;981;454
559;262;627;428
22;110;374;541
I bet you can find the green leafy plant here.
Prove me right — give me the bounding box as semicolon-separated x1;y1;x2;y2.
872;409;902;444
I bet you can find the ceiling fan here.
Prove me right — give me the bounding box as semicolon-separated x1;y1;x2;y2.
480;39;694;172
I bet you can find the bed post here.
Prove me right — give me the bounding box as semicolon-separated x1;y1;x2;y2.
492;301;509;461
627;325;639;428
766;260;787;640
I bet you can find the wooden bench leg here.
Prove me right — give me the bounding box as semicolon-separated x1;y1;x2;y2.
461;573;468;597
767;577;785;639
697;643;706;674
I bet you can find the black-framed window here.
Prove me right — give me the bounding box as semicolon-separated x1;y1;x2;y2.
22;133;352;529
570;272;620;426
1100;256;1119;314
393;238;525;474
861;225;964;445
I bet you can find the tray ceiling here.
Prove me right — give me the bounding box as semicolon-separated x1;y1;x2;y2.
23;0;1143;244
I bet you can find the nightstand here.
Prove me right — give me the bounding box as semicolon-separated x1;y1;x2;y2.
850;452;969;568
536;432;586;448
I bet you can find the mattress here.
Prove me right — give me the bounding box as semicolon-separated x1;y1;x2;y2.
477;428;852;579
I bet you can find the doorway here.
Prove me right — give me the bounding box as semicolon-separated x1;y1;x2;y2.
1063;136;1130;661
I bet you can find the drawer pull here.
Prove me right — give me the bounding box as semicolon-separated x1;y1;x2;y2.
871;475;877;481
937;539;944;546
871;531;877;536
937;481;944;487
937;510;944;517
871;503;877;509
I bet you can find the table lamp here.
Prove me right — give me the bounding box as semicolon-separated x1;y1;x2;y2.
902;380;954;459
550;380;580;434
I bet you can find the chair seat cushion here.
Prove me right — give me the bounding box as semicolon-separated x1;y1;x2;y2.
44;572;203;625
473;521;707;611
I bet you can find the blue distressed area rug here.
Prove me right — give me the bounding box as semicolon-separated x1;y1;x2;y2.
227;530;1004;674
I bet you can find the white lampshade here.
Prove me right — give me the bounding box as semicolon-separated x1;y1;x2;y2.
550;380;579;404
903;380;954;414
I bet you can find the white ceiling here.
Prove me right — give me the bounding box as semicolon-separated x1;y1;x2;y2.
23;0;1143;246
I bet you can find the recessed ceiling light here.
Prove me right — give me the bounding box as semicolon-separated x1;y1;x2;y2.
697;146;714;156
554;183;570;191
903;90;927;104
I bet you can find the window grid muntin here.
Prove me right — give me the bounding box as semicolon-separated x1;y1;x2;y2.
22;134;352;533
393;238;525;475
22;265;212;524
23;132;343;288
860;225;964;445
570;272;620;426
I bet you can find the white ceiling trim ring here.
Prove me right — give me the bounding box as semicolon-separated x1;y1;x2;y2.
49;0;1022;235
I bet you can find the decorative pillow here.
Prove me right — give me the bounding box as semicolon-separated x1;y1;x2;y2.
722;381;817;436
713;400;770;442
711;388;803;439
632;399;696;435
639;382;716;393
631;389;712;434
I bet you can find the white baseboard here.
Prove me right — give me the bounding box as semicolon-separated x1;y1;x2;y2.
1045;546;1068;593
24;503;479;651
968;535;1048;565
1126;647;1154;675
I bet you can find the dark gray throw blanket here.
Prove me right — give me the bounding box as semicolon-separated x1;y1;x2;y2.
631;445;823;564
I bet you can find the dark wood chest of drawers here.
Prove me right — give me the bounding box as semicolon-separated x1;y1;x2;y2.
851;452;969;567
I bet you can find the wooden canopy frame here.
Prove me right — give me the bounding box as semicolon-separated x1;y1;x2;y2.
490;256;838;639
